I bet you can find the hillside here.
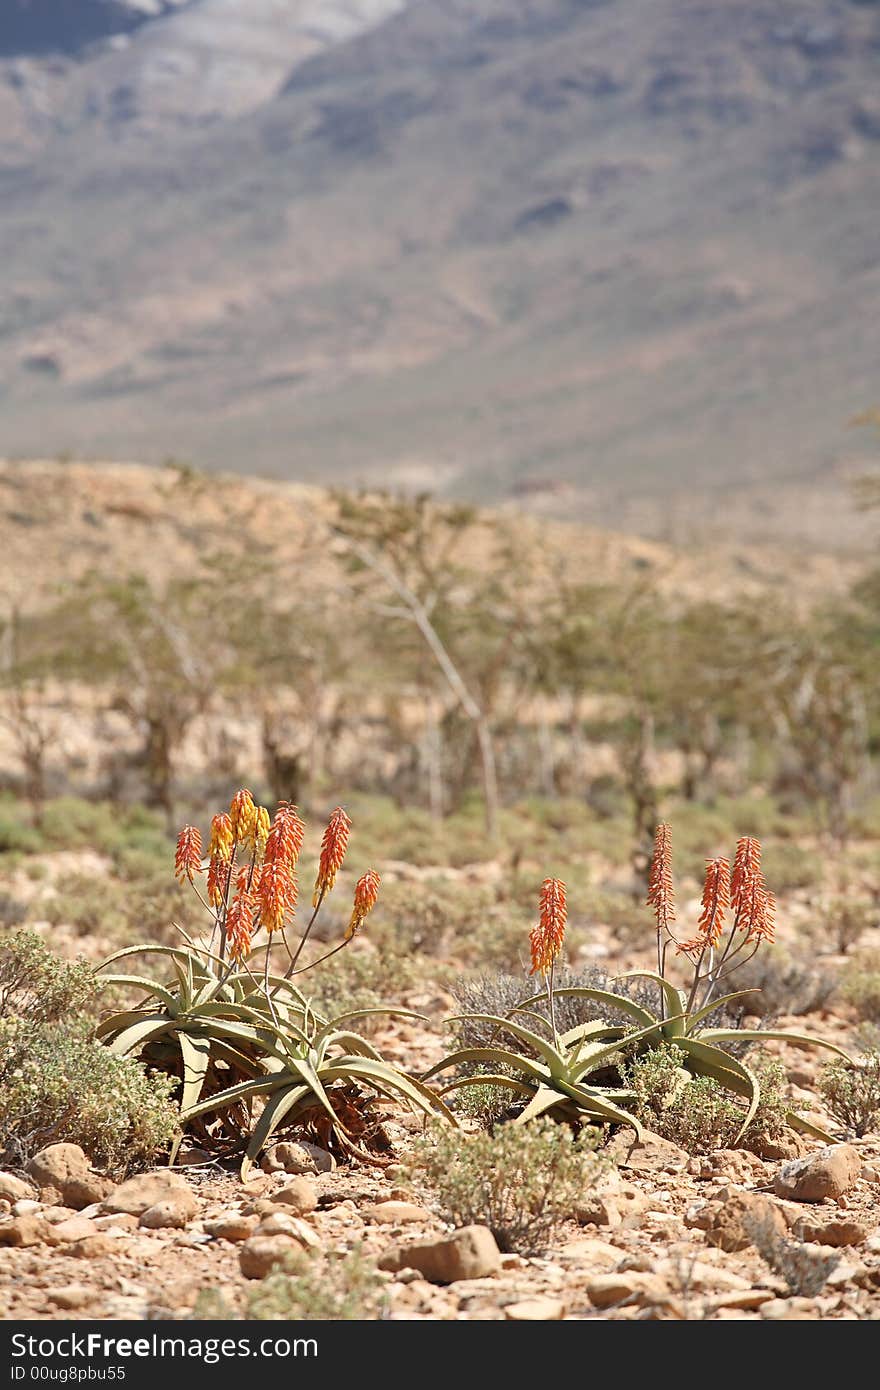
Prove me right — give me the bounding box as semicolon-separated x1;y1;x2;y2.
1;1;879;541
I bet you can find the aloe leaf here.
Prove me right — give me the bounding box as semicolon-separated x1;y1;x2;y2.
324;1058;457;1124
559;1020;626;1048
786;1111;836;1143
514;1085;568;1125
312;1007;428;1052
421;1047;550;1086
699;1028;854;1063
104;1014;174;1056
447;1014;564;1073
241;1084;311;1181
323;1031;385;1061
553;1077;643;1136
96;975;180;1014
674;1035;760;1141
177;1030;212;1114
182;1073;287;1120
685;990;761;1032
615;971;685;1032
510;987;657;1029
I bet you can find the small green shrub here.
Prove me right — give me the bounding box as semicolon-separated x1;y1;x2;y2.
408;1120;606;1254
0;929;95;1022
759;842;819;894
819;1053;880;1137
248;1249;387;1321
0;1016;179;1173
841;952;880;1023
194;1248;386;1321
625;1045;791;1155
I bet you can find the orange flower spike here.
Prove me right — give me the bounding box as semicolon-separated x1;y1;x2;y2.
174;826;203;884
258;860;298;934
647;823;676;937
207;855;230;908
529;877;567;977
731;837;762;913
698;857;731;949
264;802;305;870
226;887;257;963
345;869;381;942
208;813;233;865
313;806;352;906
229;789;256;845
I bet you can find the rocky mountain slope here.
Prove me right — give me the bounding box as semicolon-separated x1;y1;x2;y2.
1;1;879;542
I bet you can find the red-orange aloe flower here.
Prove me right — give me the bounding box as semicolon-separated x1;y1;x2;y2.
258;859;298;935
174;826;203;884
345;869;380;942
226;886;257;963
264;802;305;870
529;877;567;977
731;836;762;913
677;857;731;955
313;806;352;906
647;823;675;938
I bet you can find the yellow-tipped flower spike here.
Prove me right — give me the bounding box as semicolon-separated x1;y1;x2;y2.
209;813;233;864
258;860;298;934
345;869;380;942
253;806;271;860
226;887;257;964
264;802;305;870
229;788;256;844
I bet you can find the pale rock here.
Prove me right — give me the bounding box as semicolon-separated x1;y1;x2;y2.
558;1237;623;1268
26;1145;114;1210
505;1297;566;1320
47;1286;92;1310
257;1212;321;1247
239;1234;302;1279
0;1173;35;1203
706;1289;775;1311
773;1145;861;1202
51;1216;101;1243
761;1297;820;1320
139;1199;193;1230
102;1171;199;1219
576;1172;650;1228
687;1149;767;1184
796;1217;873;1247
67;1234;114;1259
93;1213;138;1231
378;1226;501;1283
262;1141;335;1174
687;1190;787;1253
365;1201;432;1225
606;1129;689;1174
0;1215;57;1247
268;1178;317;1216
204;1214;259;1243
586;1272;669;1309
12;1200;41;1216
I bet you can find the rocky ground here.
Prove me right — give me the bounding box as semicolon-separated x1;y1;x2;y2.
2;1082;879;1322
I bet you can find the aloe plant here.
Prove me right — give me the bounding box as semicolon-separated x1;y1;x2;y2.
97;940;454;1172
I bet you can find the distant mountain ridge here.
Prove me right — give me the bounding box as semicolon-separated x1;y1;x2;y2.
1;0;879;544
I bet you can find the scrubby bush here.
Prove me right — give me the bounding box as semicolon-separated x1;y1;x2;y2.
0;1017;179;1172
194;1248;387;1321
408;1120;605;1254
734;949;837;1018
624;1044;791;1155
0;929;95;1021
819;1053;880;1137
